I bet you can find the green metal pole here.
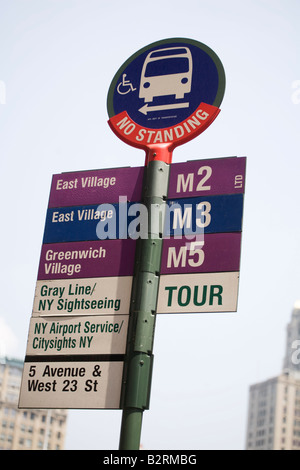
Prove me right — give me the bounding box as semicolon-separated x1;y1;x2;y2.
119;159;170;450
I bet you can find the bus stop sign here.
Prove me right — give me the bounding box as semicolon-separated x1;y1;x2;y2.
107;38;225;162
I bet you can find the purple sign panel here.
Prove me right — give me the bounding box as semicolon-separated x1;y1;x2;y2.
48;166;144;208
168;156;246;199
160;232;241;275
37;239;136;280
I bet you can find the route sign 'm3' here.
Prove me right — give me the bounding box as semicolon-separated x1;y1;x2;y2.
107;38;225;160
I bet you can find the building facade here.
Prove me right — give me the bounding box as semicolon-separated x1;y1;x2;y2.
0;357;67;450
246;373;300;450
245;303;300;450
282;301;300;378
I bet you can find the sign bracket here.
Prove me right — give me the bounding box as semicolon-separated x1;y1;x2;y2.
145;144;173;165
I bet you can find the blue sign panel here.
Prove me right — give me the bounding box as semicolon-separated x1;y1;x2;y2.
107;38;225;131
43;194;243;243
43;203;136;243
164;194;244;237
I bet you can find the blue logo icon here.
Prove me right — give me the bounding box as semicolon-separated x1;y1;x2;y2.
108;38;225;130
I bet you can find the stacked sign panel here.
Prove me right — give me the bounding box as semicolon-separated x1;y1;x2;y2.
19;156;246;409
19;167;144;409
157;156;246;313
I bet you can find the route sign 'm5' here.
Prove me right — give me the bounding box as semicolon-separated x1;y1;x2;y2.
107;38;225;163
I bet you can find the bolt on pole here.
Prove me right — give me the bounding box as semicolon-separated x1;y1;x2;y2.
119;158;170;450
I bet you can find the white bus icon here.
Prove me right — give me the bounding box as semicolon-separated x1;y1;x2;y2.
139;47;193;103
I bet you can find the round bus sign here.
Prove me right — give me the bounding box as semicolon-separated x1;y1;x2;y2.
107;38;225;163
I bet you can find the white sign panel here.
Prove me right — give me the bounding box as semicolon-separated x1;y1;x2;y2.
25;315;129;356
156;272;239;313
32;276;132;317
19;360;123;409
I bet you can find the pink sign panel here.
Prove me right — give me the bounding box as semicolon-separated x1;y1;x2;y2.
37;239;136;280
160;232;242;275
168;156;246;199
48;166;144;208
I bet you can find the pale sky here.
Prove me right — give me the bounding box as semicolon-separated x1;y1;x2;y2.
0;0;299;450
